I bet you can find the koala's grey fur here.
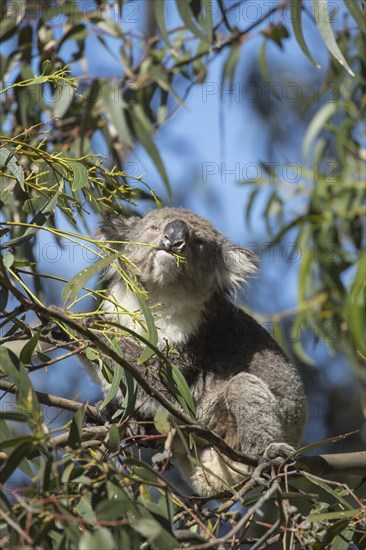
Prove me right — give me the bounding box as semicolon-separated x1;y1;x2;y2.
84;208;307;496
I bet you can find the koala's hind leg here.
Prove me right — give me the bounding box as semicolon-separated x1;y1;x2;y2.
223;372;285;456
187;373;292;494
173;373;288;497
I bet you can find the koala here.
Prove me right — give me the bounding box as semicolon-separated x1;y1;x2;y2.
83;208;307;497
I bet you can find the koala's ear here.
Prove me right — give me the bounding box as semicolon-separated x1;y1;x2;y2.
222;243;258;294
96;215;141;243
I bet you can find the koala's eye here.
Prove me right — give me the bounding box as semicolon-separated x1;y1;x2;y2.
149;224;159;231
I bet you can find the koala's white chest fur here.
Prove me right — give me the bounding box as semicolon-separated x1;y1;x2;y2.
103;282;204;346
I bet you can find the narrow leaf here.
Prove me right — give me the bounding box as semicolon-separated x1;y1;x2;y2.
61;251;121;303
0;147;25;190
20;332;40;365
5;187;62;248
154;410;171;435
198;0;213;43
53;82;75;118
312;0;355;76
160;362;196;417
260;38;274;88
102;83;133;147
222;42;241;88
119;366;137;419
345;250;366;355
154;0;171;46
136;293;158;363
107;424;120;452
290;0;320;67
68;408;84;449
309;509;361;521
297;430;358;454
131;105;171;195
343;0;366;34
100;363;123;409
0;440;35;483
70;161;88;191
303;101;338;160
176;1;209;42
0;346;40;413
79;528;115;550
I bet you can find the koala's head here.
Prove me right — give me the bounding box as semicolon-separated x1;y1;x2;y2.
100;208;257;303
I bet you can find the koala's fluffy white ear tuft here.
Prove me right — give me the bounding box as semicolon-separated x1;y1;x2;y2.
222;244;258;294
95;216;141;283
96;215;141;242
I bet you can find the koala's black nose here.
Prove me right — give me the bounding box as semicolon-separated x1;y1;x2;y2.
159;220;189;252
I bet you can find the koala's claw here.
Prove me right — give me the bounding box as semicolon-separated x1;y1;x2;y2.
263;442;296;465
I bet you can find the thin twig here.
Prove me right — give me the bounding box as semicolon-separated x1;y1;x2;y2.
187;482;281;550
0;378;100;420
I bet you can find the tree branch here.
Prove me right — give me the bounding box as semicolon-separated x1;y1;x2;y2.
0;378;101;420
296;452;366;476
0;425;109;463
2;376;365;479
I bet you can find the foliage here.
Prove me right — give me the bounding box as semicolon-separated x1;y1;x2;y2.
0;1;365;548
242;25;365;373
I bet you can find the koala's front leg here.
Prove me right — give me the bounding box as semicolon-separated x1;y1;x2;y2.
223;373;286;456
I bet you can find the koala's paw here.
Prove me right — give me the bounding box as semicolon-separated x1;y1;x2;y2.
263;442;296;465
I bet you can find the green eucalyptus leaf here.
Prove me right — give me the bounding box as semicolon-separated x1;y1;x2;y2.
312;0;354;76
308;509;361;521
58;23;87;49
118;365;137;419
131;105;171;196
343;0;366;34
2;251;14;268
107;424;120;452
79;527;115;550
68;408;84;449
133;517;178;550
154;410;171;435
176;0;209;43
102;82;133;147
160;362;195;417
289;0;320;67
303;101;338;160
154;0;171;46
258;39;272;83
100;363;123;409
61;251;122;303
20;332;40;365
345;250;366;356
0;147;25;190
70;161;88;192
222;42;241;88
0;346;41;414
0;439;36;483
136;293;158;363
5;187;62;248
53;82;75;118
